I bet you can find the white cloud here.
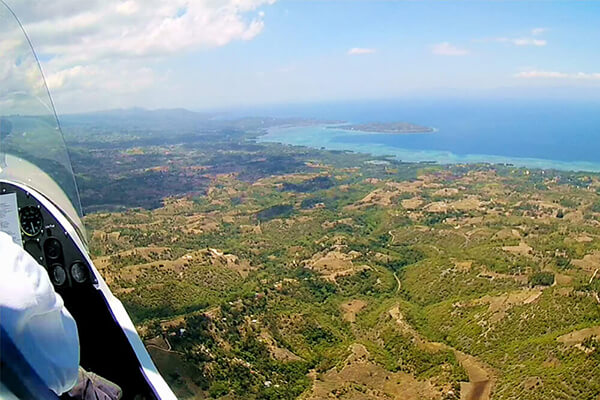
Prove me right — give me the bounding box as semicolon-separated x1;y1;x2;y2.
512;38;546;46
19;0;275;65
483;37;546;46
347;47;376;55
116;1;140;16
0;0;276;112
531;27;547;36
477;28;548;47
515;70;600;80
431;42;469;56
45;64;156;93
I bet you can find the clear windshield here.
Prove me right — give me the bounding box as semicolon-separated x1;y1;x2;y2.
0;2;85;241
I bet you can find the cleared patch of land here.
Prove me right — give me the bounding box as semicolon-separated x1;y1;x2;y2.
557;326;600;346
340;299;368;323
304;247;370;282
305;344;442;400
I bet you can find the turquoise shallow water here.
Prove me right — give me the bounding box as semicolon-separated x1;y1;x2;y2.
257;125;600;172
250;98;600;172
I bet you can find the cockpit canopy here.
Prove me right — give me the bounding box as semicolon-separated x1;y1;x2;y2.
0;2;85;244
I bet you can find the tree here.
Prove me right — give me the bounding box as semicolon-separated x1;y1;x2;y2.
529;272;554;286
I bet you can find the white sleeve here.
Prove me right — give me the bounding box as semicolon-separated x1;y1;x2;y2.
0;231;80;395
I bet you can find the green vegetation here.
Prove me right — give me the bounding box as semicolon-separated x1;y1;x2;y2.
71;113;600;399
257;204;295;222
529;271;555;286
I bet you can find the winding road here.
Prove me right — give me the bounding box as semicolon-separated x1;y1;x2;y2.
393;272;401;293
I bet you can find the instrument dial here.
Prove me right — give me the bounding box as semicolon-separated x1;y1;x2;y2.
45;238;62;260
51;264;67;286
19;206;43;237
70;262;88;283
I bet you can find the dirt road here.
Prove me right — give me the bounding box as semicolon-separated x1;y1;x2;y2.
389;305;495;400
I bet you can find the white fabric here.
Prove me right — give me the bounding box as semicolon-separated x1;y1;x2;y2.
0;231;79;395
0;382;20;400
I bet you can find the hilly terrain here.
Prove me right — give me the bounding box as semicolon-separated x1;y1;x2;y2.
65;110;600;400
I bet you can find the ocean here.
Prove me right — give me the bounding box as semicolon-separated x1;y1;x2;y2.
253;98;600;172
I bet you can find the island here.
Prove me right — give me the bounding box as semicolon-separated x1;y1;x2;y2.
329;121;434;134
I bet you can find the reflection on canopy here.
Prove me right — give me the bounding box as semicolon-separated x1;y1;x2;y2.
0;1;85;241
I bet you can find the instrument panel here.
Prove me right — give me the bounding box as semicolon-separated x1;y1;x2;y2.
1;180;164;399
0;181;96;290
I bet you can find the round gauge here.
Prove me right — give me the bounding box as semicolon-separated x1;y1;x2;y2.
70;262;88;283
44;238;62;260
51;264;67;286
19;206;43;237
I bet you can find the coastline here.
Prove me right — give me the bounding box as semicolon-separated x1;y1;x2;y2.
257;125;600;173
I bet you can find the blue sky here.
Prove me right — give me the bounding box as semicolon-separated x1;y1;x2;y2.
10;0;600;112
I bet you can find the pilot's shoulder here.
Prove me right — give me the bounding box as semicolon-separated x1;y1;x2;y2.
0;231;58;313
